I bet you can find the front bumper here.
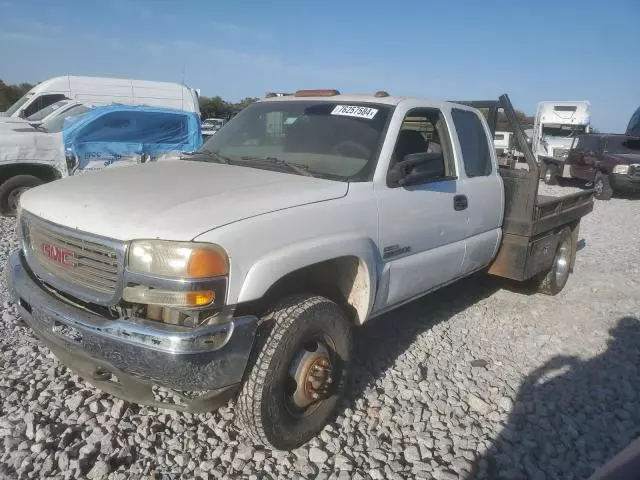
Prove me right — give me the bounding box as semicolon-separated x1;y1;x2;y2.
6;251;258;412
610;174;640;195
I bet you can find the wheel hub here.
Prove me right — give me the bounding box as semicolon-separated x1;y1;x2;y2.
288;341;334;409
554;237;571;285
8;187;29;212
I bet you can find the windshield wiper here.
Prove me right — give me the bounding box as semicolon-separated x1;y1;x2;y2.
239;156;314;177
186;149;233;164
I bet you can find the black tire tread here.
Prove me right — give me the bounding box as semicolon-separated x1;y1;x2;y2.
594;172;613;200
0;175;44;216
236;294;339;447
535;228;572;295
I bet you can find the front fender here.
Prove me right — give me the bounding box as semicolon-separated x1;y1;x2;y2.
237;234;379;322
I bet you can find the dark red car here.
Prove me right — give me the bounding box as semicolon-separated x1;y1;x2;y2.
542;133;640;200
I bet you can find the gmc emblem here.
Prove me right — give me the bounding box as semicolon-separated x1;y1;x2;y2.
41;243;76;268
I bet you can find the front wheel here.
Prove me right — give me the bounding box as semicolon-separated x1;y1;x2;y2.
236;295;352;450
593;172;613;200
0;175;44;216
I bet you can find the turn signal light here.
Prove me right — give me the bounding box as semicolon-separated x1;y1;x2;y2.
123;286;215;307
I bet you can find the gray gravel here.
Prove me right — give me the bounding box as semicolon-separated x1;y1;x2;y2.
1;185;639;479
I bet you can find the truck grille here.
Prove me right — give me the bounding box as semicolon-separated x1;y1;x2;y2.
629;164;640;179
552;148;570;159
22;214;125;305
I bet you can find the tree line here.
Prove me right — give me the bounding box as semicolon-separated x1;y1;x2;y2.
198;95;259;120
0;80;33;112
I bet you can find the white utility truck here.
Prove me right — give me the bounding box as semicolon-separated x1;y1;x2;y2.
8;92;594;450
532;101;591;164
1;75;200;119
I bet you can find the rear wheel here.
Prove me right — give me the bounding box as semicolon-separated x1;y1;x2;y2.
543;164;558;185
534;228;573;295
236;295;352;450
0;175;44;216
593;172;613;200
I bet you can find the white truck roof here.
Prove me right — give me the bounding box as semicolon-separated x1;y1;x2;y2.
259;93;460;110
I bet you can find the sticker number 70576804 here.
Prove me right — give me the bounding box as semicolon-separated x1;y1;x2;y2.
331;105;378;120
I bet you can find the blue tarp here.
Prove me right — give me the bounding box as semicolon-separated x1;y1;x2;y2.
62;105;202;172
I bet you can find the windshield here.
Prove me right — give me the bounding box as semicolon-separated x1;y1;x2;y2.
4;92;34;116
627;106;640;137
27;100;71;122
542;124;588;138
194;101;392;181
41;105;91;133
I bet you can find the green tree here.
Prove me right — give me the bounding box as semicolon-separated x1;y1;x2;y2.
0;80;34;112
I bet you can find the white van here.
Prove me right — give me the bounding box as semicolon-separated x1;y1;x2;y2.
1;76;200;118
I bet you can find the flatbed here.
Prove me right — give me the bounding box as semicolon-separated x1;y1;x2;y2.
457;96;594;281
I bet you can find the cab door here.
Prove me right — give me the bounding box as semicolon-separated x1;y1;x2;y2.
374;107;468;308
449;108;503;275
570;136;600;181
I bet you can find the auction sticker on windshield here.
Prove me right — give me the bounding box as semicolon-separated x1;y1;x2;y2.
331;105;378;120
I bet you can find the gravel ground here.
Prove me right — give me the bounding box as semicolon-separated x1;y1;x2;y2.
1;185;639;479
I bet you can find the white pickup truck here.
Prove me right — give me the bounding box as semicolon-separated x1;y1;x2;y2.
7;91;594;450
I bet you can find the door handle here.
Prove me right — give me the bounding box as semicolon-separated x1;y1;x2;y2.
453;195;468;211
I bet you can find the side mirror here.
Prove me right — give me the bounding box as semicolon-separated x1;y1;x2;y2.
18;109;26;118
387;152;445;187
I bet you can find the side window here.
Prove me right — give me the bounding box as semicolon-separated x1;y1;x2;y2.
451;108;492;177
390;108;456;181
22;94;68;118
576;136;598;153
77;112;189;144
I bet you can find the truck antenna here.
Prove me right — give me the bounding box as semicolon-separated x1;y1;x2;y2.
181;63;185;111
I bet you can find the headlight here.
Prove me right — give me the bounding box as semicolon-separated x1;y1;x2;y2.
613;165;629;175
124;240;228;309
127;240;229;278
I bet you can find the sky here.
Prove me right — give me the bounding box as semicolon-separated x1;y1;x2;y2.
1;0;638;132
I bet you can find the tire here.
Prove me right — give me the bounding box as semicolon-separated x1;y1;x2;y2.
543;163;558;185
534;228;573;295
236;294;352;450
593;172;613;200
0;175;44;216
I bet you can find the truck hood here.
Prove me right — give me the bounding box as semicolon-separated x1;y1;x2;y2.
608;153;640;164
20;161;349;241
0;131;63;164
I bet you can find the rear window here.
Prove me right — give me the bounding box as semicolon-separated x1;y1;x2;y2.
575;136;600;152
452;108;492;177
494;133;505;140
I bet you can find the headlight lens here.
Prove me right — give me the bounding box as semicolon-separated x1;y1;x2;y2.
613;164;629;175
128;240;229;278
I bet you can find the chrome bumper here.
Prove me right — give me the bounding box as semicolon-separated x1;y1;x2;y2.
6;250;258;411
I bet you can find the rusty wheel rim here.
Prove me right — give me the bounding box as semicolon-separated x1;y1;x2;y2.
285;337;335;415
